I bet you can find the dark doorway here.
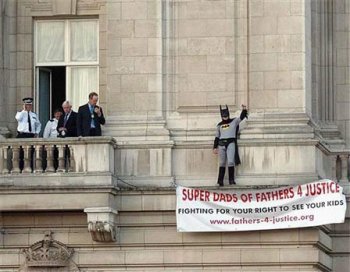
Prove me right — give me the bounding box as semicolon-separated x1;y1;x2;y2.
37;66;66;136
51;67;66;114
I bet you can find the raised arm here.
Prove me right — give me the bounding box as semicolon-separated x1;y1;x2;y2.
15;110;26;121
239;105;248;120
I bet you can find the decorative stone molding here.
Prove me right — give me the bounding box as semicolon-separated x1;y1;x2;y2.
21;232;74;268
84;207;118;242
18;0;105;17
53;0;77;15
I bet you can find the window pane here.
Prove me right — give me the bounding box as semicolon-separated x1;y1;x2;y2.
37;21;65;63
69;67;98;111
70;21;98;62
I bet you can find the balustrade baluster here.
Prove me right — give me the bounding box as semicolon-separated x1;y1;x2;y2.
22;145;33;173
11;146;20;174
340;155;349;183
57;145;66;173
2;146;9;174
34;145;43;173
45;145;55;173
68;145;75;172
331;155;338;182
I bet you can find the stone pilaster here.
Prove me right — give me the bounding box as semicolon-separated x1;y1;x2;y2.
248;0;311;113
0;0;13;137
333;0;350;147
104;0;169;141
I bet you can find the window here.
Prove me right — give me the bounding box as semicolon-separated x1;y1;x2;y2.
34;19;99;125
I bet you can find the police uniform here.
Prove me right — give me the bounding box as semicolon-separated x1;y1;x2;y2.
15;98;41;138
43;119;59;138
213;105;248;186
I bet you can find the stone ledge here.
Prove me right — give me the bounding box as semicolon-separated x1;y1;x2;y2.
0;172;117;187
0;227;334;253
116;140;174;149
0;247;332;271
0;187;118;212
172;139;320;150
0;136;117;147
175;173;320;187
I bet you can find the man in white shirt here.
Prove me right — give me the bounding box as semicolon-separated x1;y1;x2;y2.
15;98;41;138
43;109;62;138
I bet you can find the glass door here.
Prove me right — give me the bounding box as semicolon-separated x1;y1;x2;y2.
36;67;52;136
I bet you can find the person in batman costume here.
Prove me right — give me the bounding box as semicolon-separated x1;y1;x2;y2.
213;104;248;186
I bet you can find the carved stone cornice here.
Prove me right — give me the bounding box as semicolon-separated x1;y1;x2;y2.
88;221;117;242
84;207;118;242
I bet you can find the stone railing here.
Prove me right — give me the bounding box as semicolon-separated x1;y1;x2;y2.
317;142;350;183
0;137;116;175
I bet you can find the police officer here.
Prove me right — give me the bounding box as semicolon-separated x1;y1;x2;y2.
43;109;62;138
15;98;41;138
213;104;248;186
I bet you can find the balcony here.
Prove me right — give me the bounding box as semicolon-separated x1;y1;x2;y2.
0;137;117;211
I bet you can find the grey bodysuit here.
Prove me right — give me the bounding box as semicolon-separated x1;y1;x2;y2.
215;118;241;167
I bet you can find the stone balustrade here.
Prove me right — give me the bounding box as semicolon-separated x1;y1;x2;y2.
0;137;116;175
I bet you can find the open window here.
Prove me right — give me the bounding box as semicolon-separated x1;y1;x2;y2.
34;19;99;123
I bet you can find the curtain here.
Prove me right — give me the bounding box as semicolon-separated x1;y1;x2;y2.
37;21;65;63
68;67;98;111
70;21;98;62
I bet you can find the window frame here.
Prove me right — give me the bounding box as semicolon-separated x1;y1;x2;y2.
34;18;100;113
34;19;99;67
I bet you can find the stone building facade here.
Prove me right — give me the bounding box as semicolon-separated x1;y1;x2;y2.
0;0;349;271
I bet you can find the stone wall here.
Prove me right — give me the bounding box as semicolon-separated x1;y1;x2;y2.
0;205;335;271
0;0;349;271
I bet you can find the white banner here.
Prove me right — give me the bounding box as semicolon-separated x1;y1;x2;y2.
176;179;347;232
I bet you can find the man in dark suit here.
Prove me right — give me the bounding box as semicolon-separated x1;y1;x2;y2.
57;101;77;137
77;92;106;136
